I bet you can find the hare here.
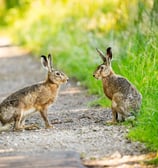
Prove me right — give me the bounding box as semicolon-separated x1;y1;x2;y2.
93;47;142;123
0;54;68;132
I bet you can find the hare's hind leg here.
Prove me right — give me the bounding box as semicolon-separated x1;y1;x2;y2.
39;108;52;129
20;115;40;130
14;109;24;131
107;93;125;124
23;124;40;130
14;109;31;131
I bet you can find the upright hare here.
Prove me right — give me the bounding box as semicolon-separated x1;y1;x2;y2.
0;54;68;132
93;47;142;123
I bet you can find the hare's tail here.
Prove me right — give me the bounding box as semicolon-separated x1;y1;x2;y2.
0;111;13;132
0;112;5;125
0;123;12;133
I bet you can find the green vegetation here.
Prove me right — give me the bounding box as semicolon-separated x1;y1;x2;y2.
0;0;158;153
146;157;158;166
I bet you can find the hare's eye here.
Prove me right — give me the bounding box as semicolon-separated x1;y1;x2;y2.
100;66;104;70
56;72;60;76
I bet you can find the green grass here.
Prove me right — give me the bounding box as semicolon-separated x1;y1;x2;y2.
126;31;158;150
0;0;158;154
146;157;158;166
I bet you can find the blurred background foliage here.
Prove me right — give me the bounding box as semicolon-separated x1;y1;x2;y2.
0;0;158;153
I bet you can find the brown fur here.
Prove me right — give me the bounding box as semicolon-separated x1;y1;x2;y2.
93;47;142;123
0;54;68;132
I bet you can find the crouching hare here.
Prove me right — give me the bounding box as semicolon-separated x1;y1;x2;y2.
0;54;68;132
93;47;142;123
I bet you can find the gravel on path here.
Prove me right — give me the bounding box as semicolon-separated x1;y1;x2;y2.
0;44;147;164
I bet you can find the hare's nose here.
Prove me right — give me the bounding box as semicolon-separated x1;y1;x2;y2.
93;74;95;77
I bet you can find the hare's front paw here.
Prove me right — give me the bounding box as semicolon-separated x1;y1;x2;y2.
45;124;53;129
105;120;117;125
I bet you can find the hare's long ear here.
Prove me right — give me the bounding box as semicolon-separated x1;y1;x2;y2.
47;53;53;71
41;55;49;71
106;47;112;61
96;48;106;62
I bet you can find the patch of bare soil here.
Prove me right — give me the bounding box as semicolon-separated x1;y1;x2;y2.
0;42;155;167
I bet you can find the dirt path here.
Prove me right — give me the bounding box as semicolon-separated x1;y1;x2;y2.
0;41;154;167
